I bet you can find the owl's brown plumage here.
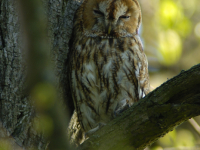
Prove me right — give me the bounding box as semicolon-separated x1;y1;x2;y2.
68;0;150;143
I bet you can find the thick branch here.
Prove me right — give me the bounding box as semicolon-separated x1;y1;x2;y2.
79;64;200;150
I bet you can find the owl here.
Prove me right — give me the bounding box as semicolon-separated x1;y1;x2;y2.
67;0;150;144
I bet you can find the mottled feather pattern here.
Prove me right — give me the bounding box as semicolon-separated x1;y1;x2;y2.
69;36;149;131
68;0;150;138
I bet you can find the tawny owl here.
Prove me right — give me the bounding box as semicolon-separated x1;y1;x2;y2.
68;0;150;143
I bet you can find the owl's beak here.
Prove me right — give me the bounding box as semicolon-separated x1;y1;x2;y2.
108;25;112;35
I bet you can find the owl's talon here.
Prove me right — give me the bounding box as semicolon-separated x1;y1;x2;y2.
114;99;130;117
85;123;106;138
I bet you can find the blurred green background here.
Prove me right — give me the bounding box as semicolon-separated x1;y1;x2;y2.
139;0;200;149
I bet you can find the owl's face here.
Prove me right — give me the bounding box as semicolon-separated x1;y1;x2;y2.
81;0;141;38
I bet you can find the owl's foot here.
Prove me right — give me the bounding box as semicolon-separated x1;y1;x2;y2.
85;123;106;138
114;99;130;117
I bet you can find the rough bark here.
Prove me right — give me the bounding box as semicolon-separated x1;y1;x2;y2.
0;0;82;149
0;0;40;148
78;64;200;150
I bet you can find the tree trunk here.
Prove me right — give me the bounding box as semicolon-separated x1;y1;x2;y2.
0;0;82;149
0;0;41;148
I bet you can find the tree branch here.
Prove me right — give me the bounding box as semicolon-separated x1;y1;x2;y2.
78;64;200;150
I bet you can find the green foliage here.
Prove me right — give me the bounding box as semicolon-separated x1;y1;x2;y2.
151;129;196;149
157;29;182;66
143;0;199;66
157;0;192;66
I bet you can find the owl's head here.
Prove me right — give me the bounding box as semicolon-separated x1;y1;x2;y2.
79;0;142;38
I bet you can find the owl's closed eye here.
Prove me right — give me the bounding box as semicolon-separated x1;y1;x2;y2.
68;0;150;145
